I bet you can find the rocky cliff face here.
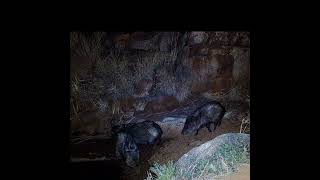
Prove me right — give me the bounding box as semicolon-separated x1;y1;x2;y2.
70;31;250;136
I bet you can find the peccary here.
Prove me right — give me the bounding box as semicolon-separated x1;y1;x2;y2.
125;120;163;145
114;120;163;167
181;101;226;136
115;132;139;167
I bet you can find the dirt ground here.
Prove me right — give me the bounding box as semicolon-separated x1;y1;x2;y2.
70;110;249;180
216;164;250;180
148;117;242;165
121;115;247;180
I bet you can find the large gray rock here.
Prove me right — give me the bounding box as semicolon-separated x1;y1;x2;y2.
175;133;250;179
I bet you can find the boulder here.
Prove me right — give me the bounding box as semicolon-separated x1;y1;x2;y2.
175;133;250;179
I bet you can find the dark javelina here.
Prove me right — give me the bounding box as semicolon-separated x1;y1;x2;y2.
181;101;226;136
124;120;163;145
115;132;139;167
114;121;163;167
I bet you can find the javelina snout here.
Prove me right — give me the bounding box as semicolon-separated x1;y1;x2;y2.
181;101;226;136
115;132;139;167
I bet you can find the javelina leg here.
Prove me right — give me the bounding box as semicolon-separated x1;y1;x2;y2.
206;123;212;132
213;122;218;130
116;146;121;159
218;119;222;126
195;129;199;136
155;137;161;146
152;138;161;150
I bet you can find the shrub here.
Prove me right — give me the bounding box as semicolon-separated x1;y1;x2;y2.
175;133;250;180
70;32;107;117
146;161;176;180
70;31;106;59
147;133;250;180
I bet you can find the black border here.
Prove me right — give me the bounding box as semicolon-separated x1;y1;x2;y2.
15;26;280;180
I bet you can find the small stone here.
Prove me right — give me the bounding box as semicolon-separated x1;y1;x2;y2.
189;140;202;147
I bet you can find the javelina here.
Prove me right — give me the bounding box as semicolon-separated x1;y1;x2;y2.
181;101;226;136
115;132;139;167
125;120;163;145
114;121;163;167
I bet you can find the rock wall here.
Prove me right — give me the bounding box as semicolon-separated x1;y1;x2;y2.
70;31;250;136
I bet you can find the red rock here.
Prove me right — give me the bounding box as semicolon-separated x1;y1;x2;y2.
190;53;235;94
215;54;234;78
113;33;130;49
210;77;233;93
191;82;210;93
191;56;218;81
144;96;179;113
